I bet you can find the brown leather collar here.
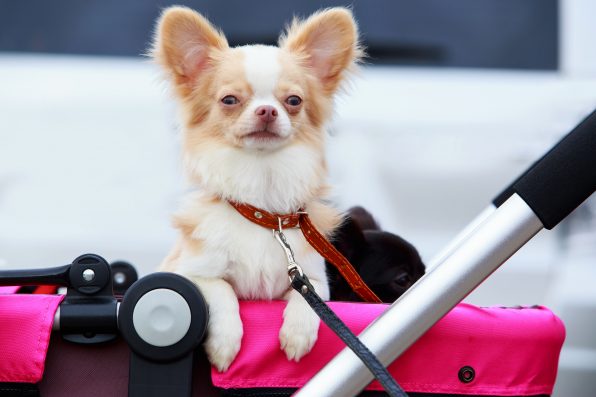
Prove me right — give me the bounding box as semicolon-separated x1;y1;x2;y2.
228;200;382;303
228;201;302;229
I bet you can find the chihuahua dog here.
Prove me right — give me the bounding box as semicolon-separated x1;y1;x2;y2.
153;7;361;371
328;207;426;302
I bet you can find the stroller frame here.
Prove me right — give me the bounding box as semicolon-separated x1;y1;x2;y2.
298;109;596;396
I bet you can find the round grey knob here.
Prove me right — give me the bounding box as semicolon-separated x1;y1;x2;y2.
132;288;191;347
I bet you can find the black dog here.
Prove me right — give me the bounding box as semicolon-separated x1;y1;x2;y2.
328;207;425;303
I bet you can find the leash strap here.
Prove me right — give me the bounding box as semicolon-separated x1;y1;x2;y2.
298;214;381;303
271;228;407;396
228;201;381;303
230;201;400;391
290;271;408;397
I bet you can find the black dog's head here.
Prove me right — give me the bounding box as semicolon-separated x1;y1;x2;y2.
328;206;426;303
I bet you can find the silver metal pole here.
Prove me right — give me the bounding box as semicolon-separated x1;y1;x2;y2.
295;194;543;397
427;204;495;269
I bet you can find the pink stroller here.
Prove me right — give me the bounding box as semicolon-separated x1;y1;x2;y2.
1;109;594;396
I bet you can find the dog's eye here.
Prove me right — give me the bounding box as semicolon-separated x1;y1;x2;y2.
221;95;239;106
285;95;302;106
393;273;411;288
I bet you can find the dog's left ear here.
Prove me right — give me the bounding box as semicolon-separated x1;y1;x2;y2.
280;8;362;94
332;215;367;264
347;206;380;231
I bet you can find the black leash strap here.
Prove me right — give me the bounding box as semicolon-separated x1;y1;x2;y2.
273;227;407;396
290;272;408;397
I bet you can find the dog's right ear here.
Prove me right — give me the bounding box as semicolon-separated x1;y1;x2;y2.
151;6;228;90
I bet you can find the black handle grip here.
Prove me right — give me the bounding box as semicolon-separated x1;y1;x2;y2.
0;264;71;286
508;109;596;229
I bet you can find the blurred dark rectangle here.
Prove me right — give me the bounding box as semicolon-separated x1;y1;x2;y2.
0;0;558;69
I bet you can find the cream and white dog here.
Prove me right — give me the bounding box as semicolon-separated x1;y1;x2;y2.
153;6;361;371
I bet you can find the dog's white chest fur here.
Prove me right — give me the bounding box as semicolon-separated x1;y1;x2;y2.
177;199;320;300
223;220;302;300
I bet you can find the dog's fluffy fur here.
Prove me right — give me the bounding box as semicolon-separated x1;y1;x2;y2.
153;7;361;371
328;207;426;303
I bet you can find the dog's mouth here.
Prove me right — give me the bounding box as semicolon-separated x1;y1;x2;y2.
243;130;283;140
239;126;289;149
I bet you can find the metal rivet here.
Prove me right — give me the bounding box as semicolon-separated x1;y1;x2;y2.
301;285;308;294
458;366;475;383
82;269;95;282
254;211;263;219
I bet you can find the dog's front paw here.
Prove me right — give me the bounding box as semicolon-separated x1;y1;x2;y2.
279;307;320;362
205;315;243;372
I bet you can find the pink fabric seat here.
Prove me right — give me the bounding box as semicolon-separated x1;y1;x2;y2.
0;292;564;396
0;293;63;383
213;301;565;396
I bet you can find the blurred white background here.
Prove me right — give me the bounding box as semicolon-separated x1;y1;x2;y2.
1;1;595;396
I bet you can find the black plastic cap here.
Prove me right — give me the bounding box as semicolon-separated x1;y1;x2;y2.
118;272;208;363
